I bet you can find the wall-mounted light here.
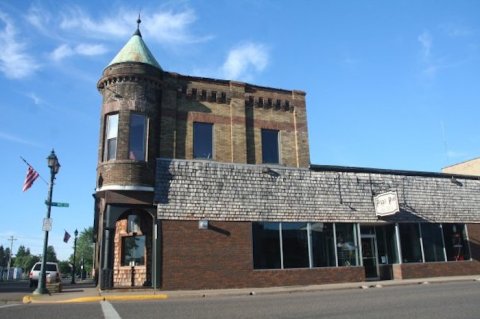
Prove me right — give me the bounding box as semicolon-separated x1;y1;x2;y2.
199;220;209;230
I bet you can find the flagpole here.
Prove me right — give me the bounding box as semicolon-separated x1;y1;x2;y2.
20;156;48;185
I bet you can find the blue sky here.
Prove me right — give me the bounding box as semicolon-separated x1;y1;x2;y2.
1;0;479;260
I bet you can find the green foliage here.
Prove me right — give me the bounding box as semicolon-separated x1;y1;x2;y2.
70;227;94;276
46;245;58;263
0;246;6;267
58;260;71;275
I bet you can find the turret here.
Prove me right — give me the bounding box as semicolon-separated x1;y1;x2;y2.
96;18;162;192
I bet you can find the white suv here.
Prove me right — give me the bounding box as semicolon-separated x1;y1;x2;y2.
29;262;61;287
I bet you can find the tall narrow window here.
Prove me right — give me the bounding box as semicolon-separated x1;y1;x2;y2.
399;223;422;263
104;114;118;161
336;223;359;266
261;129;279;164
311;223;336;267
129;114;146;161
421;223;445;262
193;122;213;159
282;223;309;268
252;222;281;269
443;224;470;261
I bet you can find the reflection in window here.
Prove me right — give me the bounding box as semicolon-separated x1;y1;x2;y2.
375;224;398;264
253;222;359;269
122;235;145;266
443;224;470;261
282;223;309;268
129;114;146;161
421;223;445;262
336;223;359;266
104;114;118;161
311;223;336;267
252;222;281;269
261;129;279;164
193;122;213;159
127;215;141;234
399;224;422;263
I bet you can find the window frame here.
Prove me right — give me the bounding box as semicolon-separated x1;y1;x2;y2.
103;113;119;161
193;122;214;160
261;129;280;164
128;113;148;161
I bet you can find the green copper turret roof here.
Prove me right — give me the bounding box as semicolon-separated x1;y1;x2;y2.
107;27;162;70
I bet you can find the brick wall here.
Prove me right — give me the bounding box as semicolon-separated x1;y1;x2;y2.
161;220;364;290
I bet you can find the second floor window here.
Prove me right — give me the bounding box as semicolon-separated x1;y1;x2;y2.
261;129;279;164
129;114;147;161
193;122;213;159
104;114;118;161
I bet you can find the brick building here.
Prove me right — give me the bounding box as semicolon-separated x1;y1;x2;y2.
94;24;480;290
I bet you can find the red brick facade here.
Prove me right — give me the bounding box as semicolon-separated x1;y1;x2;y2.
161;220;365;290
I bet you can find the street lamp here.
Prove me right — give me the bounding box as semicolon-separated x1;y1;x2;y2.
71;229;78;284
34;149;60;295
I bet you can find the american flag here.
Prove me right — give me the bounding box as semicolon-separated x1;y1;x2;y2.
22;166;39;192
63;230;71;243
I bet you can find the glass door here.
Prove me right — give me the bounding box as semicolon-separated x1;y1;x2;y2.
361;236;379;280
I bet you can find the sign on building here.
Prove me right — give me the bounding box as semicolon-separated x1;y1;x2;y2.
374;191;400;216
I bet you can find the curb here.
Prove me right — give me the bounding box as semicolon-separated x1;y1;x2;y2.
22;293;168;304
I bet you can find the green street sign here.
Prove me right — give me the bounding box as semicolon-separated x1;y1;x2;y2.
45;200;69;208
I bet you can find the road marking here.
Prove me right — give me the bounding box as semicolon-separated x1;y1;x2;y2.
0;304;21;309
101;301;122;319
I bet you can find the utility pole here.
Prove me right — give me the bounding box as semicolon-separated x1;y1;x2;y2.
7;236;17;280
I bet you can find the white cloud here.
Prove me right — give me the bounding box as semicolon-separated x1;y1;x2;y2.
418;31;432;60
50;43;108;61
26;92;43;106
55;5;209;46
0;11;39;79
25;5;52;36
442;24;473;38
447;150;468;159
221;43;269;81
0;131;42;147
144;9;212;45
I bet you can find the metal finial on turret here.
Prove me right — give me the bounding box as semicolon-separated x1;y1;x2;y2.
133;13;142;37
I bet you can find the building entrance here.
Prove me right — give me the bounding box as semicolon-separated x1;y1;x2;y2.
361;235;379;280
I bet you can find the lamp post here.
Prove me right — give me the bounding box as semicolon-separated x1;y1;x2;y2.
71;229;78;284
34;149;60;295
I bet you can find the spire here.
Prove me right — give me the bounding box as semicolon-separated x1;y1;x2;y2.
106;16;162;70
133;14;142;37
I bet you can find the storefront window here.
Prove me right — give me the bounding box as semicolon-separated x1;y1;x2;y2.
311;223;336;267
121;235;145;266
336;223;359;266
443;224;470;261
375;225;398;264
282;223;309;268
399;224;422;263
421;223;445;262
252;222;281;269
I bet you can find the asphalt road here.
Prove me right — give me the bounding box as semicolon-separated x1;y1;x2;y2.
1;281;479;318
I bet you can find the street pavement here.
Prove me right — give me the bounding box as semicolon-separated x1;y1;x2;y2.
1;275;479;305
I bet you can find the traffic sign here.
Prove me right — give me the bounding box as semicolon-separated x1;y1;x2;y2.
42;218;52;231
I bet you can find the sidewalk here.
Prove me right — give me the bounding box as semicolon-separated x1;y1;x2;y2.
20;275;480;304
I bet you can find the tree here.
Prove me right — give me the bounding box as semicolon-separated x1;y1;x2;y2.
13;246;39;273
70;227;94;277
46;245;58;263
0;246;6;267
58;260;71;276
